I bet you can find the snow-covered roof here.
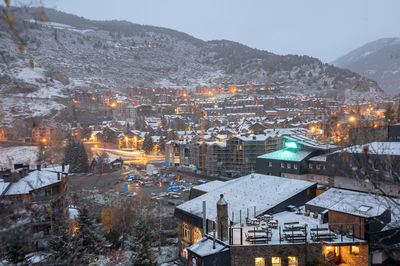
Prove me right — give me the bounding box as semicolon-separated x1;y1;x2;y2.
258;150;313;162
192;180;225;193
177;174;315;223
306;188;392;218
188;237;229;257
42;164;70;173
308;154;328;162
339;142;400;156
5;170;63;196
0;180;10;196
284;135;337;150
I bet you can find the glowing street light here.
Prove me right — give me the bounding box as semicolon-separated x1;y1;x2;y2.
348;116;356;123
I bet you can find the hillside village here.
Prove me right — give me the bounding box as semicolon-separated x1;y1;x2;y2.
1;4;400;266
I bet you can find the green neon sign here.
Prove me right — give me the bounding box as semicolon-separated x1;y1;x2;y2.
284;141;298;149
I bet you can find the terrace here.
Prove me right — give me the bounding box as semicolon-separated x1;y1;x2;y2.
229;207;365;246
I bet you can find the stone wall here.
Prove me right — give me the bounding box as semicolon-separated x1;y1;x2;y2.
230;243;322;266
230;243;368;266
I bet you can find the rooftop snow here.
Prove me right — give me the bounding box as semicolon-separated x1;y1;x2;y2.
5;170;63;196
0;180;10;196
192;180;225;193
283;135;337;150
232;207;366;246
339;142;400;156
188;237;229;257
308;154;328;162
306;188;392;218
177;174;315;223
258;150;313;162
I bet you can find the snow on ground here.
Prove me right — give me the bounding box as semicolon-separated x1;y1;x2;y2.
152;245;179;265
0;146;38;169
13;67;46;83
0;96;66;121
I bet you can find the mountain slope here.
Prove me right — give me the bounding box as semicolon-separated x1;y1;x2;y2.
0;7;384;123
332;38;400;95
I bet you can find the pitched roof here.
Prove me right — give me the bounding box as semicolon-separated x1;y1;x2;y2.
176;174;315;223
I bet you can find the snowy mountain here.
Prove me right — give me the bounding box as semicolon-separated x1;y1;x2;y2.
332;38;400;95
0;7;384;123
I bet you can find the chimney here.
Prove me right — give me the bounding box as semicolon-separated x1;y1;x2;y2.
216;194;228;241
37;164;41;171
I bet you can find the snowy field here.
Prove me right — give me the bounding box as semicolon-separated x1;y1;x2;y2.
0;146;38;169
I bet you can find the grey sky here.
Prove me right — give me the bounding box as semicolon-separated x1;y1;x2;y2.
39;0;400;62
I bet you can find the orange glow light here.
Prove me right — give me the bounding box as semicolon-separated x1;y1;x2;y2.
41;138;47;144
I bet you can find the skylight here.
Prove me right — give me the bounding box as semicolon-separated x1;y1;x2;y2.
358;205;372;212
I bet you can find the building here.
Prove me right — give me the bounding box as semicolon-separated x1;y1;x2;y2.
255;135;337;181
174;174;317;259
32;126;52;144
176;176;372;265
0;165;69;250
306;188;400;265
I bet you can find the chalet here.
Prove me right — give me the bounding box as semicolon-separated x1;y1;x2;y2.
178;176;370;266
174;174;317;259
0;165;69;250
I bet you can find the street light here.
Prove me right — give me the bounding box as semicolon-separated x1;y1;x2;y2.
348;116;356;123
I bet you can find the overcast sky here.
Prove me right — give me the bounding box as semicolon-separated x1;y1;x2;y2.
36;0;400;62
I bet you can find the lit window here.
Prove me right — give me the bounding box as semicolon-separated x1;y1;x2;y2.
192;227;202;244
271;257;281;266
288;256;298;266
281;163;285;168
351;246;360;255
294;163;298;170
287;163;291;169
309;163;313;169
255;257;265;266
268;161;272;167
182;223;190;242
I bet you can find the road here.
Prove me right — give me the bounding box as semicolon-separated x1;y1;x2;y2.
91;147;164;165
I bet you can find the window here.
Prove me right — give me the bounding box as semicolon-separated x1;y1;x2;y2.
268;161;272;167
351;245;360;255
281;163;285;168
287;163;291;169
182;223;190;242
255;257;265;266
271;257;281;266
192;227;202;243
288;256;298;266
308;163;313;169
316;164;321;170
294;163;298;170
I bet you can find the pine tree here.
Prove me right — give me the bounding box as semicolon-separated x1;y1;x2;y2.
77;142;89;172
48;206;103;265
5;241;27;264
36;142;47;164
129;216;155;266
142;134;154;154
158;137;165;153
64;140;89;173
